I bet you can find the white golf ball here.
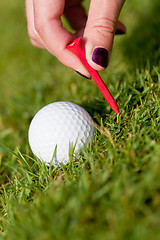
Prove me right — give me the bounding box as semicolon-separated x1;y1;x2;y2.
28;102;95;166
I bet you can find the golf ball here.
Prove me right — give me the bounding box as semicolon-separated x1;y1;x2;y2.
28;101;95;166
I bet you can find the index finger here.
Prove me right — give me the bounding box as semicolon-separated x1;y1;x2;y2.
33;0;89;75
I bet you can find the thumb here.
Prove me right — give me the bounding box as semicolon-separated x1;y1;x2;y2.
84;0;125;71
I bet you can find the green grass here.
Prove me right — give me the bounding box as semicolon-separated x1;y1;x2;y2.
0;0;160;239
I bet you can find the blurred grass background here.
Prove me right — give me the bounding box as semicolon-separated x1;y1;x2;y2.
0;0;160;239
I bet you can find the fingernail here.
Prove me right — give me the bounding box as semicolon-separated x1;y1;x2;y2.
115;29;126;35
75;71;91;79
92;47;109;68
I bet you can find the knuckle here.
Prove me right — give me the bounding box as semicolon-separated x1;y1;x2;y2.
30;39;37;47
34;18;47;36
27;25;41;47
27;26;35;39
88;17;116;35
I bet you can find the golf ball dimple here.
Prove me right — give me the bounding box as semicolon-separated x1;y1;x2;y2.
28;102;95;166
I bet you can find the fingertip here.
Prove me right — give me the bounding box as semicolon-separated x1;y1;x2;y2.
75;71;91;79
85;40;110;71
92;47;109;68
63;47;91;78
116;21;126;35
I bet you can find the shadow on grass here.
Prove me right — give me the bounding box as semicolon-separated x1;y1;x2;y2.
122;0;160;68
81;100;112;121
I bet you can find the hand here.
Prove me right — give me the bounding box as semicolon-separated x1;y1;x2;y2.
26;0;126;78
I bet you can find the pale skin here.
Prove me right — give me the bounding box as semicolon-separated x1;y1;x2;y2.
26;0;126;78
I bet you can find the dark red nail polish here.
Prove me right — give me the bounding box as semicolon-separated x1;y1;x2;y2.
92;47;108;68
75;71;91;79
